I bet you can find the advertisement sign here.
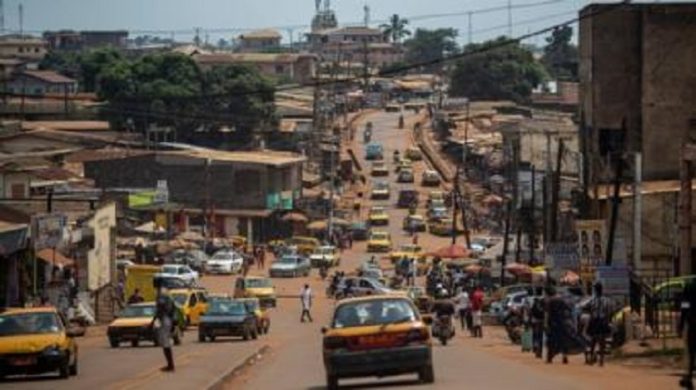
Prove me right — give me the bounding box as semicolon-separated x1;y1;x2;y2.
87;204;116;291
595;265;630;296
545;242;580;271
31;214;67;251
154;180;169;204
576;219;606;267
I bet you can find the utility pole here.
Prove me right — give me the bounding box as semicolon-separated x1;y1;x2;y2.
550;139;564;242
362;40;369;92
545;131;553;241
18;3;23;37
501;200;512;285
529;165;536;264
605;152;624;266
633;152;642;268
467;12;473;45
507;0;513;37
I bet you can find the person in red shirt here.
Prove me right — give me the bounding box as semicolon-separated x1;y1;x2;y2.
470;287;485;338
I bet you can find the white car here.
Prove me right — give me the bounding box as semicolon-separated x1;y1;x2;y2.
309;245;340;268
206;250;243;274
156;264;199;285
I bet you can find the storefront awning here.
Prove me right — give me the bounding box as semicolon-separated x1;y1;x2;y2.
0;222;28;256
36;248;75;267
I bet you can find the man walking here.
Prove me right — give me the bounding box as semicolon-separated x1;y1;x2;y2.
588;282;612;366
151;277;176;372
545;285;570;364
300;284;313;323
530;288;545;359
471;286;485;338
454;287;470;331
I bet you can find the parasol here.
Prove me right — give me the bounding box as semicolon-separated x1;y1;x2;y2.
281;212;309;223
428;244;470;259
464;264;488;274
560;270;580;285
504;262;532;275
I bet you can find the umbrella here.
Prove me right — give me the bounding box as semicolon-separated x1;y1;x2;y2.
504;262;532;275
307;218;350;230
560;270;580;285
464;264;488;274
428;244;470;259
281;212;308;223
482;194;503;205
178;231;205;241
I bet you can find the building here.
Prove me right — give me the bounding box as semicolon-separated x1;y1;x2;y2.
237;29;282;52
5;70;78;95
307;27;404;69
0;36;48;61
579;3;696;183
43;30;128;50
82;148;306;242
193;53;318;84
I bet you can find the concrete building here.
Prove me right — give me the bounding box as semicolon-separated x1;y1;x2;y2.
0;36;48;61
237;29;282;52
5;70;78;95
193;53;318;84
579;3;696;183
43;30;128;50
307;27;404;69
82;148;306;242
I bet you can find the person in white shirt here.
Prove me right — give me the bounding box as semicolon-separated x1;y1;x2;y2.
455;288;471;331
300;284;313;323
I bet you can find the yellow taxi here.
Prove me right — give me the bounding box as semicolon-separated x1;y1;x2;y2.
368;206;389;226
405;147;423;161
395;158;413;173
287;236;320;255
0;307;79;378
426;190;446;206
367;230;392;253
234;276;277;308
169;288;209;326
107;302;183;348
428;218;457;236
389;244;425;264
234;298;271;335
322;296;434;389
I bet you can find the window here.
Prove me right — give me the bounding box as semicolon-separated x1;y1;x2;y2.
275;65;284;74
234;169;261;195
10;183;25;199
34;47;39;53
17;47;23;53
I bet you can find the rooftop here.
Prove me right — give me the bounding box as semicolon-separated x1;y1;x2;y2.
239;29;282;40
22;121;110;132
194;52;317;65
21;70;76;84
589;180;696;200
316;26;383;36
165;149;305;167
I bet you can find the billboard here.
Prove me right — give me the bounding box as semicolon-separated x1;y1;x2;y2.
576;219;606;267
87;203;116;291
31;213;67;251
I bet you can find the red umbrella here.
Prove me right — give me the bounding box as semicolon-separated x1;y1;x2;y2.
464;264;489;274
428;244;470;259
560;270;580;285
504;262;532;275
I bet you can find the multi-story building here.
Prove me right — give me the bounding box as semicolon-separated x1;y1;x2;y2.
237;29;282;53
43;30;128;50
307;26;404;69
194;53;318;84
0;36;48;61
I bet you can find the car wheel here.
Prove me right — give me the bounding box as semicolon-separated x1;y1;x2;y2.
419;364;435;384
69;357;78;376
210;335;216;342
198;332;206;342
243;327;250;341
131;340;139;348
109;338;119;348
59;356;70;379
327;374;339;390
252;327;258;340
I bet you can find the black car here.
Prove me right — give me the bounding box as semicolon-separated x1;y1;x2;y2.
397;190;419;208
350;222;369;241
198;300;258;342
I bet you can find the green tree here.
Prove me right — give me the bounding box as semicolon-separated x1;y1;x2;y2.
449;37;548;103
403;28;458;72
540;26;578;81
380;14;411;43
80;48;126;92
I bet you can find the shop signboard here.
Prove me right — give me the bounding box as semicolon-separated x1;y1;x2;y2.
595;265;630;297
575;219;606;267
545;242;580;271
31;213;67;251
87;204;116;291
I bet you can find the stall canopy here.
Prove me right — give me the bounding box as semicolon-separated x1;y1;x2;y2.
36;248;75;267
428;244;470;259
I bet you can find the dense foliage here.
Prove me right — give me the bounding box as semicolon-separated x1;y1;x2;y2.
540;26;578;81
403;28;459;73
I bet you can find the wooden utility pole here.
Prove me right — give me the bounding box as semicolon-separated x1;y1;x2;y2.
501;200;512;285
550;139;564;242
605;152;624;266
679;144;696;275
529;165;536;264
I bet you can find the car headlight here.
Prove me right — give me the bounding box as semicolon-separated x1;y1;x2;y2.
42;345;63;356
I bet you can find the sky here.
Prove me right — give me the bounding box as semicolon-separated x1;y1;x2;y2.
5;0;603;45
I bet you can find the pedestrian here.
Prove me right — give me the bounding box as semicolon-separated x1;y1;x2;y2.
587;282;612;366
680;277;696;389
455;287;470;331
242;254;251;277
545;285;570;364
300;284;313;323
412;232;419;246
347;232;353;249
530;288;545;359
151;277;176;372
408;258;416;287
258;246;266;269
471;286;485;337
128;288;145;304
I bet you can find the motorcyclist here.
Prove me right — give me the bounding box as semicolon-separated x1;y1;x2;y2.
319;262;329;279
432;287;456;318
398;114;404;129
393;150;400;163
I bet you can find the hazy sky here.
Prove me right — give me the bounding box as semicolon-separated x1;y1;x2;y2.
11;0;593;44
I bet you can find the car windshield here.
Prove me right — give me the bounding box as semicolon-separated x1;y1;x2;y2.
245;278;273;288
400;245;420;252
162;266;178;274
370;207;385;214
119;305;156;318
374;182;388;190
0;312;63;336
333;299;416;328
208;301;247;316
316;247;334;255
279;257;299;264
371;232;389;240
240;300;259;311
171;293;188;306
212;252;233;260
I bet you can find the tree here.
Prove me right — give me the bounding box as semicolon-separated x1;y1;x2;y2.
403;28;458;72
380;14;411;43
540;26;578;81
449;37;548;103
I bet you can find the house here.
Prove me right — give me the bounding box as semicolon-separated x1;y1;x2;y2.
81;148;306;243
193;53;318;84
43;30;128;50
0;35;48;61
580;3;696;183
307;27;404;69
237;29;282;52
5;70;78;96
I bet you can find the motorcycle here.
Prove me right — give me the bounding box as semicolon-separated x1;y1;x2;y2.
503;309;523;344
431;314;455;345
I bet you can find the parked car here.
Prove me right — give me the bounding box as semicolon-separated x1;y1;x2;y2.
323;296;434;389
286;236;320;256
169;288;209;326
427;207;448;221
310;245;341;268
365;143;384;160
234;276;277;308
371;181;391;200
156;264;199;285
428;218;457;236
397;189;419;208
198;299;258;342
405;147;423;161
367;230;392;252
395;158;412;173
206;250;243;274
402;214;426;232
368;206;389;226
336;277;394;297
269;255;311;278
490;290;529;323
389;244;425;263
426;190;446;207
0;307;80;378
421;170;441;186
371;161;389;177
397;168;415;183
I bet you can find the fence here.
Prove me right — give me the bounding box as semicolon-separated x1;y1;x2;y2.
630;268;680;339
